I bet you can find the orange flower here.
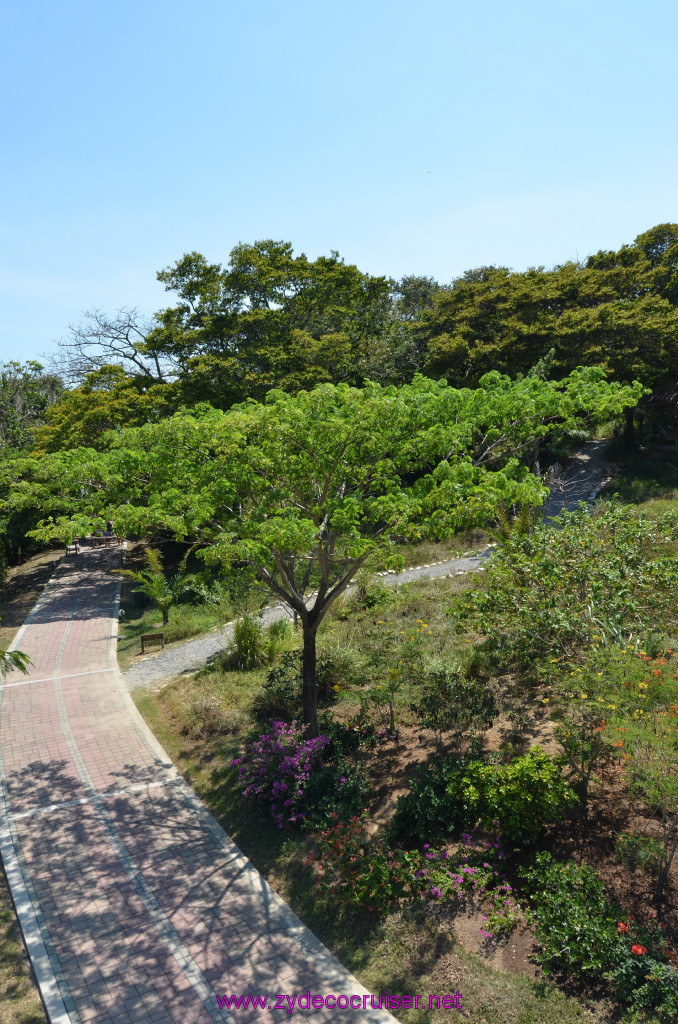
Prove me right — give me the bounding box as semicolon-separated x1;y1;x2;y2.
631;944;647;956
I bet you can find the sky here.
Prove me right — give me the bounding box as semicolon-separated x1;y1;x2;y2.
1;0;677;365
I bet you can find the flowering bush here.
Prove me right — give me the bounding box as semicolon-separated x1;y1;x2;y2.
231;721;328;828
521;853;677;1020
312;816;523;932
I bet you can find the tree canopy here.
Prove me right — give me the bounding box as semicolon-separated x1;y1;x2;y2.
29;370;643;734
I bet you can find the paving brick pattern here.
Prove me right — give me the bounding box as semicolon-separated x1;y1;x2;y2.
1;547;396;1024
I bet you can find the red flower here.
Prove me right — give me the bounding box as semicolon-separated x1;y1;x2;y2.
618;922;630;934
631;944;647;956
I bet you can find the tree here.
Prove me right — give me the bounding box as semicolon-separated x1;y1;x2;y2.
0;361;63;452
33;365;181;453
29;371;642;736
54;307;174;385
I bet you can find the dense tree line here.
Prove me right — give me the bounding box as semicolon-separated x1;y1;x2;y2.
3;223;677;570
28;223;678;452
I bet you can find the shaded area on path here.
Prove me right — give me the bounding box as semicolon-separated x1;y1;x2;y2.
0;545;398;1024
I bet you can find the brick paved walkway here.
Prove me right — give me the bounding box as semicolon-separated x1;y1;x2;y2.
1;546;396;1024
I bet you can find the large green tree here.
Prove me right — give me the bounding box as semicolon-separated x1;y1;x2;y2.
30;370;642;735
0;361;63;453
419;225;678;401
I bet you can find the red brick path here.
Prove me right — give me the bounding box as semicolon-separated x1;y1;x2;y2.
1;547;394;1024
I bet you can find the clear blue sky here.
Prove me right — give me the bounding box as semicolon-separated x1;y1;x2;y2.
2;0;677;364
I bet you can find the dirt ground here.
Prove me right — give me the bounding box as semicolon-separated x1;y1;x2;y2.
350;714;677;980
0;548;63;648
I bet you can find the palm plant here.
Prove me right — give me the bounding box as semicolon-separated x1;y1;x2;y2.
117;548;189;625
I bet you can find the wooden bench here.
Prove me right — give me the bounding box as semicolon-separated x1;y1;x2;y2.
66;543;80;555
140;632;165;655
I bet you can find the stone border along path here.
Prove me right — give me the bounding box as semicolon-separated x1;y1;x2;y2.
0;544;400;1024
123;439;617;693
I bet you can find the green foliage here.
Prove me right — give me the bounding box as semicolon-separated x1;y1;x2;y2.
614;711;678;905
521;853;678;1020
419;225;678;399
252;646;353;720
252;651;302;720
116;548;190;626
389;750;573;847
387;758;476;845
413;666;497;747
227;614;267;670
0;360;63;453
312;816;424;916
28;370;642;735
456;504;678;668
302;757;371;832
615;831;664;877
0;644;31;680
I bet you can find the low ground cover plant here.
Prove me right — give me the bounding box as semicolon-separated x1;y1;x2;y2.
312;816;522;931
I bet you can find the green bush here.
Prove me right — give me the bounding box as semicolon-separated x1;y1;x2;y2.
454;504;678;668
252;651;301;720
302;756;371;831
389;749;573;847
412;666;497;746
521;853;678;1020
388;757;481;845
252;647;355;721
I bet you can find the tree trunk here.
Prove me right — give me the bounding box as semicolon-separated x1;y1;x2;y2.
623;407;636;448
302;625;319;738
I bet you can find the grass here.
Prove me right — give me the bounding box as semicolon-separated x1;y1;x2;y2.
602;449;678;508
0;866;46;1024
116;600;233;671
132;569;605;1024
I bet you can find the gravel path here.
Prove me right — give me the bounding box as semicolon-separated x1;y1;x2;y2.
123;439;618;692
122;546;497;691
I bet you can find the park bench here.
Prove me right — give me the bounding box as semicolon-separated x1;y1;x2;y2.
66;542;80;555
140;632;165;655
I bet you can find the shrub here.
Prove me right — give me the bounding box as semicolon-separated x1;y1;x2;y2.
389;749;573;847
454;504;678;668
413;666;497;747
313;818;522;929
253;651;302;720
302;756;370;831
252;647;352;721
521;853;678;1020
388;757;480;845
313;816;424;916
231;720;329;828
477;748;575;846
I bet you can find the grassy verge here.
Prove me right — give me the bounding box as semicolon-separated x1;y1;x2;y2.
134;664;601;1024
0;865;46;1024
